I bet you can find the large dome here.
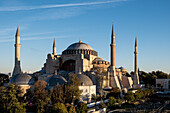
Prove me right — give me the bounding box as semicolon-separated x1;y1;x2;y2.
10;73;34;85
77;74;93;86
67;41;93;50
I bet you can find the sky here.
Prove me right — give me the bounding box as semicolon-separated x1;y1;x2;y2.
0;0;170;74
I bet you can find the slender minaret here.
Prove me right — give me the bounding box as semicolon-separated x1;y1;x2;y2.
134;37;139;85
12;26;21;76
110;22;116;75
53;38;57;55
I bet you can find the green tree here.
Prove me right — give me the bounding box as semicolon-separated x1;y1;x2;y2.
76;103;88;113
52;103;68;113
99;102;106;108
109;87;121;98
66;74;81;104
51;85;65;104
0;84;26;113
124;92;135;103
107;96;116;108
0;73;9;86
65;103;76;113
33;80;49;113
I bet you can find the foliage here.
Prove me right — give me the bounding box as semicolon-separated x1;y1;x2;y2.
51;85;65;104
107;96;117;109
0;73;9;86
66;74;81;104
124;92;135;103
33;80;50;113
0;84;26;113
65;103;76;113
52;103;68;113
51;74;81;104
108;87;121;98
91;94;97;101
139;70;169;86
76;102;88;113
99;102;106;108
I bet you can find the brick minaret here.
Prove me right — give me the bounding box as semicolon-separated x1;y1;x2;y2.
12;26;21;76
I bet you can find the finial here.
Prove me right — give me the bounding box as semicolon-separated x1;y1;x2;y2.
135;36;137;47
53;37;56;47
79;37;81;43
16;25;20;36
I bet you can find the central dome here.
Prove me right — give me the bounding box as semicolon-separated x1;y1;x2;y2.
67;41;93;50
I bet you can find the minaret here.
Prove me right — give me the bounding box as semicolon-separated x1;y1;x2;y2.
110;22;116;75
12;26;21;76
134;37;139;85
53;38;57;55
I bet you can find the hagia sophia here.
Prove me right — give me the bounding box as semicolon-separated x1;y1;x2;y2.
9;22;140;102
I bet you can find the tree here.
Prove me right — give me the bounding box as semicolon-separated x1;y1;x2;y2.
0;73;9;86
107;96;116;108
124;92;135;103
33;80;49;113
99;102;106;108
51;85;65;104
0;84;26;113
52;103;68;113
65;103;76;113
65;74;81;104
76;103;88;113
108;87;121;98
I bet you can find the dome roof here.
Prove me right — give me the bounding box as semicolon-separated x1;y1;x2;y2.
48;75;67;86
67;41;93;50
77;74;93;86
10;73;34;85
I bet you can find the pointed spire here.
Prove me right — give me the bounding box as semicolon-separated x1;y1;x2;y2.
111;21;115;44
15;25;20;37
53;38;57;55
53;38;56;47
135;36;137;47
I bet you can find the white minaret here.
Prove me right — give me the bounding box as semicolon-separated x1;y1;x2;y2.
53;38;57;55
12;26;21;76
134;37;139;85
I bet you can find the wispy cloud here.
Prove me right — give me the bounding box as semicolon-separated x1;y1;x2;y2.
0;0;127;12
0;35;75;43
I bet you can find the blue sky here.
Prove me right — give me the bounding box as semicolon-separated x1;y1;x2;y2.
0;0;170;74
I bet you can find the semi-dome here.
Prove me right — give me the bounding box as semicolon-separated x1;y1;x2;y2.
10;73;34;85
77;74;93;86
47;75;67;86
67;41;93;50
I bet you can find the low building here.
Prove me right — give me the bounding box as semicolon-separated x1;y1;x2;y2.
156;79;170;90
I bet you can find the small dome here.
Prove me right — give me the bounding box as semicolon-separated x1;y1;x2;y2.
67;41;93;50
48;75;67;86
77;74;93;86
10;73;33;85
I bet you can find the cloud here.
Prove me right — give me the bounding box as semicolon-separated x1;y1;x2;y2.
0;35;75;43
0;0;127;12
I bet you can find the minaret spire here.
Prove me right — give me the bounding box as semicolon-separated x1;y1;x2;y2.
134;36;139;85
12;26;21;76
53;38;57;55
110;21;116;74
